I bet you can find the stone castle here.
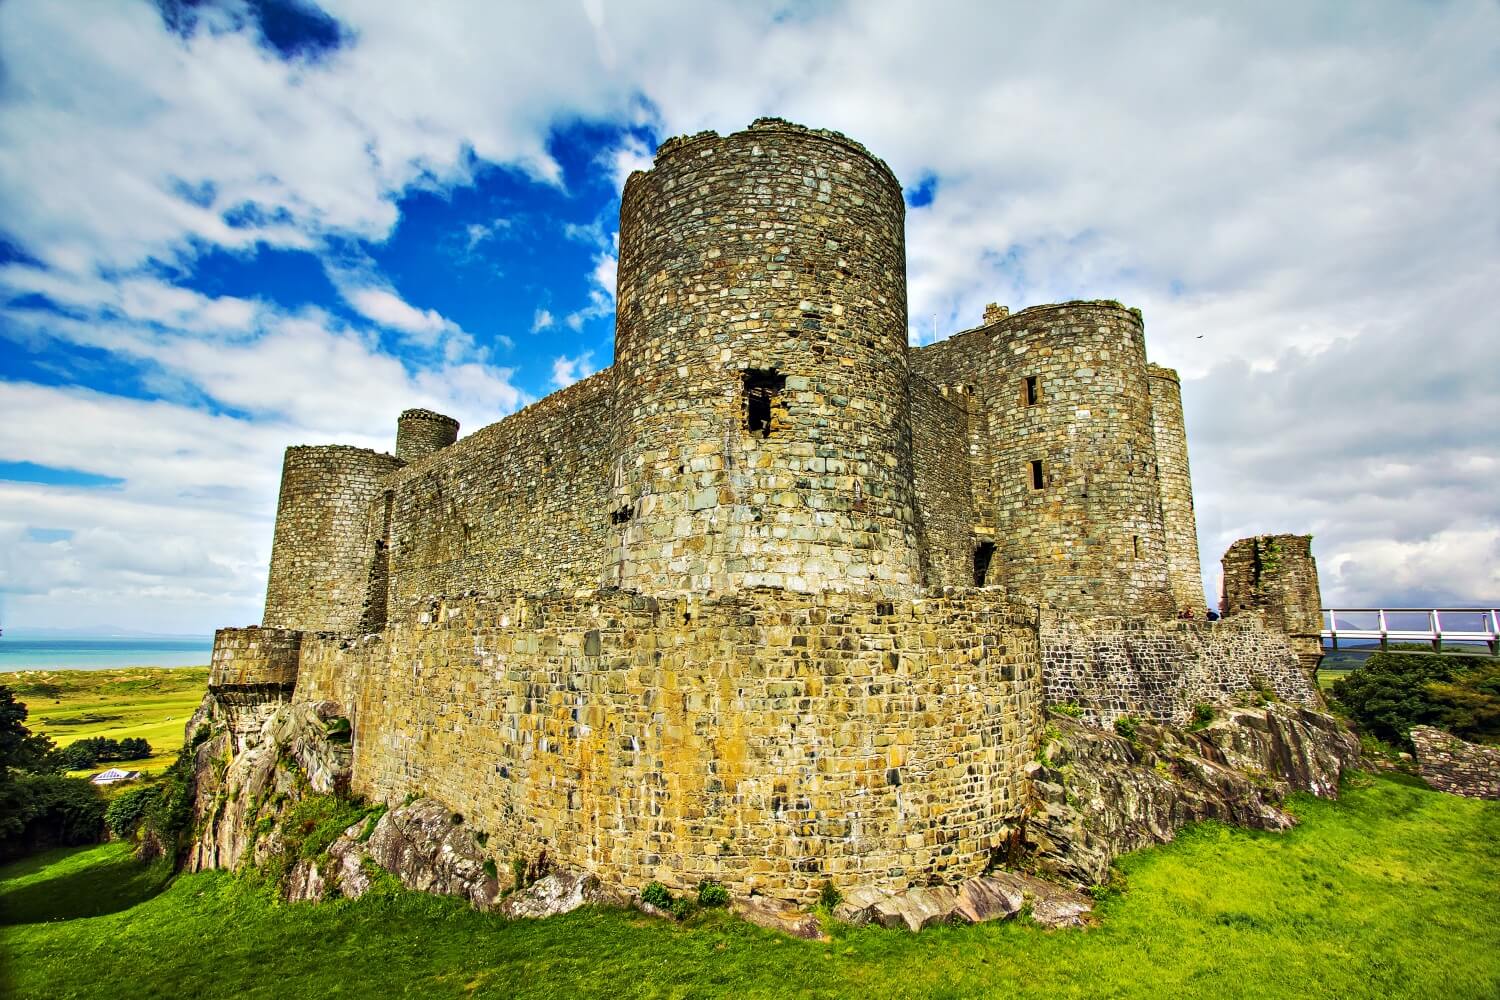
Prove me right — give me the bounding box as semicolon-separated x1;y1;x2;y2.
201;120;1331;903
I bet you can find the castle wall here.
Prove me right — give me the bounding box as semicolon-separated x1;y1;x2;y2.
263;445;405;633
1040;612;1321;726
385;371;613;608
1221;534;1324;669
911;303;1173;614
209;626;301;751
910;379;976;588
296;589;1042;902
604;119;922;597
1147;365;1205;616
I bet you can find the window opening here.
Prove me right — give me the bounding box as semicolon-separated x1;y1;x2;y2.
1029;459;1045;490
1132;535;1140;558
973;542;996;587
743;369;786;438
1024;375;1041;406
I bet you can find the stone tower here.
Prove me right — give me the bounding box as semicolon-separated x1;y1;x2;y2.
1147;365;1206;616
262;445;403;633
603;119;922;596
987;303;1174;614
1221;534;1324;671
395;408;459;463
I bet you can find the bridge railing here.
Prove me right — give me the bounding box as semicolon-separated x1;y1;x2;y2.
1321;608;1500;654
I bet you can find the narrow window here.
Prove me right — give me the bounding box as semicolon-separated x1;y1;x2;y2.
1029;459;1045;490
1023;375;1041;406
973;542;996;587
1132;535;1140;558
743;369;786;438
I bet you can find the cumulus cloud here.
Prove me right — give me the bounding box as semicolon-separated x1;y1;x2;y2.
550;351;597;389
532;308;555;332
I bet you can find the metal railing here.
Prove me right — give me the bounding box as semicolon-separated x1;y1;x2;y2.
1322;608;1500;654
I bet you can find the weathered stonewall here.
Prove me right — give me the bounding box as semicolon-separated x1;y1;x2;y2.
1410;726;1500;799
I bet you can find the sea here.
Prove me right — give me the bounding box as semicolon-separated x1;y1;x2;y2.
0;637;213;671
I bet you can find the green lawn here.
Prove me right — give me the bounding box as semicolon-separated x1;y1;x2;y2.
2;773;1496;999
6;668;208;775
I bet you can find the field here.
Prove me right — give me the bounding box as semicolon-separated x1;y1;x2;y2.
1;773;1496;1000
4;668;208;775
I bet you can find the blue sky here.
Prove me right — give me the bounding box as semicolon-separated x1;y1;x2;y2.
0;1;1496;632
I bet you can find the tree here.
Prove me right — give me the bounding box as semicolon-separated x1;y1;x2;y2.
1331;651;1499;748
0;686;104;859
0;686;55;778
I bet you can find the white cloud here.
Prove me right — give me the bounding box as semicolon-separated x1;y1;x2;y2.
531;308;555;332
550;351;597;389
344;287;447;337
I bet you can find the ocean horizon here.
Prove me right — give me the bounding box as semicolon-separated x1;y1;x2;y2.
0;637;213;671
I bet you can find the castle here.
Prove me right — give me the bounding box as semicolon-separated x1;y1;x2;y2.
204;120;1326;902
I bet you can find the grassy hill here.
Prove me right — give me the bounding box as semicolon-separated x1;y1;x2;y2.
1;773;1496;999
5;668;208;775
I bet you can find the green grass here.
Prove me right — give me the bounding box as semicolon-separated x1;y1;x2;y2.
6;668;208;775
1;774;1496;999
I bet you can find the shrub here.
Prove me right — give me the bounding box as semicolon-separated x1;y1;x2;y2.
641;881;672;909
1190;703;1215;729
105;784;160;838
697;879;729;907
1053;702;1085;718
1331;651;1498;748
818;878;843;910
1113;715;1141;743
0;773;106;855
512;856;528;891
668;896;696;920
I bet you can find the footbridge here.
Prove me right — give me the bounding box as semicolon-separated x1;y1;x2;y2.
1322;608;1500;655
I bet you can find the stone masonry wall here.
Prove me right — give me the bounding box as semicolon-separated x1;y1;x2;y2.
1221;534;1323;669
296;588;1042;903
1040;612;1321;726
911;303;1174;615
263;445;405;633
1146;365;1205;616
1410;726;1500;799
604;119;923;598
209;626;302;751
384;370;613;608
910;378;976;588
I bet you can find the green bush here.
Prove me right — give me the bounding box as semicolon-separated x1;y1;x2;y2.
482;858;498;881
1190;704;1215;729
105;784;161;838
1113;715;1141;743
697;879;729;907
641;881;672;909
50;736;153;771
668;896;696;920
818;878;842;910
1331;652;1499;748
1053;702;1085;718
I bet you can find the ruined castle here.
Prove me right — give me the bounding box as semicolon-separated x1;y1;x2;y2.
203;120;1327;902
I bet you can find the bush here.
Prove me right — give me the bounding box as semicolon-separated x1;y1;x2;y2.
50;736;154;771
1114;715;1141;743
668;896;696;920
1190;704;1215;729
0;773;106;857
1331;652;1499;748
105;784;161;838
641;881;672;909
818;878;842;910
697;879;729;907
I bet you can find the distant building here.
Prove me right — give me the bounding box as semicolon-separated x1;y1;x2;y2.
90;768;141;786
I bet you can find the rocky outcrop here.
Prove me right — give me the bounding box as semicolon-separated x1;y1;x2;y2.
1024;704;1359;886
729;896;825;940
834;871;1091;932
1410;726;1500;799
188;699;352;873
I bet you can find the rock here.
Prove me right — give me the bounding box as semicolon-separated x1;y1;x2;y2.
979;871;1093;929
730;896;825;940
500;872;629;918
359;799;500;909
833;885;894;925
871;885;961;932
1024;705;1359;886
953;876;1026;923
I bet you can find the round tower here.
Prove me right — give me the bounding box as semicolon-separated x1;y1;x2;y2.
604;119;922;596
262;445;403;633
1146;365;1206;616
395;408;459;463
989;302;1173;614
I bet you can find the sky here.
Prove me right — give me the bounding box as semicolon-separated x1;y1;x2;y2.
0;0;1496;634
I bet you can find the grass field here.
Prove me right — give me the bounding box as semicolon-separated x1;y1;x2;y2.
1;773;1496;1000
4;668;208;775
